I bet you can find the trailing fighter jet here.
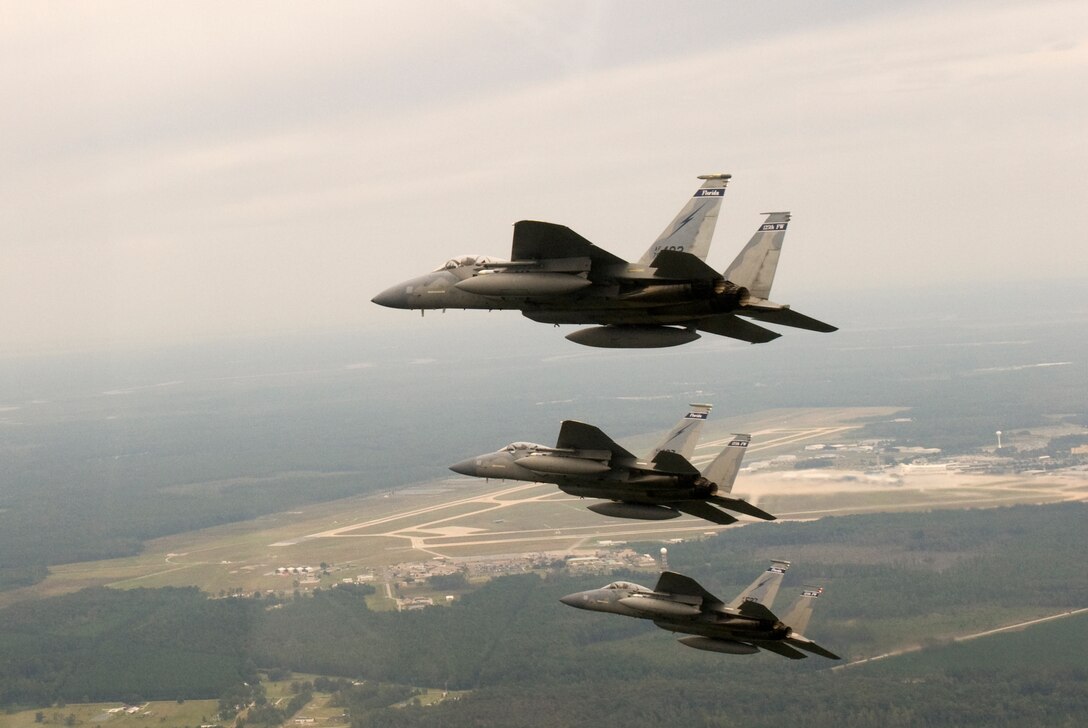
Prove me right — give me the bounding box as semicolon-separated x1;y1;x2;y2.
448;405;774;525
560;560;840;659
372;174;836;348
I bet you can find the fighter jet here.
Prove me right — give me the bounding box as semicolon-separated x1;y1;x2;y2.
448;404;774;525
372;174;836;348
560;560;840;659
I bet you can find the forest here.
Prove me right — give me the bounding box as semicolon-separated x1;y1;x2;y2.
1;503;1084;725
0;586;258;707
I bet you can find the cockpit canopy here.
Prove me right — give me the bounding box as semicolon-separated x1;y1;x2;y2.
503;442;541;453
605;581;650;593
437;255;498;271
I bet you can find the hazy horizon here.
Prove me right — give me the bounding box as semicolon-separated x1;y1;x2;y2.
2;1;1085;353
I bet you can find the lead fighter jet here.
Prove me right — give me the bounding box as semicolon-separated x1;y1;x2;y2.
372;174;836;348
560;560;840;660
448;405;774;525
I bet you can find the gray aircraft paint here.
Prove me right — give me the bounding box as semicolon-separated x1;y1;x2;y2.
726;559;791;610
372;175;836;348
780;586;823;636
722;211;789;300
560;562;840;660
448;406;773;526
637;174;731;265
699;434;750;492
649;403;712;460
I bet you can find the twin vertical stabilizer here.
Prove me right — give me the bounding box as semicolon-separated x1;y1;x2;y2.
727;560;790;610
700;434;750;492
724;212;789;299
780;586;823;636
638;174;731;265
649;403;712;460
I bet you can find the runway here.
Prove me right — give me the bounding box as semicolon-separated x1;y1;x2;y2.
301;418;1086;559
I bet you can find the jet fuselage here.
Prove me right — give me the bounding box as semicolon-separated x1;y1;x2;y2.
448;446;717;504
559;566;840;660
371;261;749;326
559;583;789;642
372;176;837;348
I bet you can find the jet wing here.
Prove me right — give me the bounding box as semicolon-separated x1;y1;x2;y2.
708;495;777;521
751;640;808;660
555;420;636;460
739;305;838;333
648;250;722;281
673;500;738;525
652;571;724;608
511;221;628;267
694;314;782;344
786;635;842;660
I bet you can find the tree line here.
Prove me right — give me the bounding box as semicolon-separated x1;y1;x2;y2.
1;503;1084;723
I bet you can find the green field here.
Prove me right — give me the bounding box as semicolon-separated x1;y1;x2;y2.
0;700;221;728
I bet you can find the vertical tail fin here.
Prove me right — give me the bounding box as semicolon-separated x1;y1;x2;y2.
723;212;789;299
638;174;731;265
727;560;790;610
764;581;840;660
780;586;824;635
649;403;711;460
700;433;750;493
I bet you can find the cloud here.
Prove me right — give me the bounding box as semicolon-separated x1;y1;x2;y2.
0;1;1085;352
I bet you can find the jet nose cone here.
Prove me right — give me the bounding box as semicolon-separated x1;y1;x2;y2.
559;593;584;608
371;285;407;309
449;458;479;477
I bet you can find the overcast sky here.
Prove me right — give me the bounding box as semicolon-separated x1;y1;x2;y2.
1;0;1085;354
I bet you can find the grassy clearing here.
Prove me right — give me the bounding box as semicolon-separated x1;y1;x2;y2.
0;700;220;728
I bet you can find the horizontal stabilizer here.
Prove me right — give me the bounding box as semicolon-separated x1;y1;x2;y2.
708;495;776;521
512;221;628;267
649;250;722;281
695;314;781;344
673;500;738;525
653;571;723;607
650;450;701;476
753;640;808;660
555;420;635;460
740;306;838;333
786;635;841;660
